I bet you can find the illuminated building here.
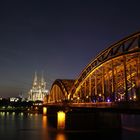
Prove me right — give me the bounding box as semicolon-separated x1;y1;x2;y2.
28;72;49;101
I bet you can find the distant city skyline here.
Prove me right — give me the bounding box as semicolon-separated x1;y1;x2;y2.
0;0;140;97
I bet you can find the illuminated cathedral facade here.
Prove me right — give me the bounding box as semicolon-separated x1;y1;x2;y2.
28;72;49;101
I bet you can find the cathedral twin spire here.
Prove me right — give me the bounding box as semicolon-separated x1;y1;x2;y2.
33;71;46;87
33;71;37;86
28;71;48;101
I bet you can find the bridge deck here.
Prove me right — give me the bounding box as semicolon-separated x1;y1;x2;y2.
44;102;140;114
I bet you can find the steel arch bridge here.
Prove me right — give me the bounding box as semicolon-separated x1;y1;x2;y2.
48;32;140;103
48;79;75;103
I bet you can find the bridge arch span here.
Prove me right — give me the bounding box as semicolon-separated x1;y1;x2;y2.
48;79;75;103
70;32;140;102
48;32;140;103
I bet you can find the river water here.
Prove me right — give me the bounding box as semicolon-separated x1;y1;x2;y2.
0;112;140;140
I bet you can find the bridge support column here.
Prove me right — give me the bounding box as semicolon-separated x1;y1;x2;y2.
129;65;133;99
111;60;115;101
102;67;105;101
123;56;128;101
95;71;97;96
136;55;140;100
89;76;92;97
84;81;86;97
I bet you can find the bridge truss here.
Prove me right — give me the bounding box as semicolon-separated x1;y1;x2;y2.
49;32;140;103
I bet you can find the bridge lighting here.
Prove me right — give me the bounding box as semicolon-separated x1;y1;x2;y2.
43;107;47;115
107;99;110;102
57;111;66;130
70;98;73;102
99;94;101;97
86;95;89;98
77;97;80;103
42;116;47;129
93;100;96;103
35;107;38;110
133;95;136;99
48;32;140;104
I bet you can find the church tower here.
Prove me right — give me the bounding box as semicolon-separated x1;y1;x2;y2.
33;71;38;87
28;72;49;101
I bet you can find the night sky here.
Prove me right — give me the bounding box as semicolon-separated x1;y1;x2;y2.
0;0;140;98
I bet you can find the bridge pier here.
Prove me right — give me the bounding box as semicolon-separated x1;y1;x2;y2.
45;105;122;133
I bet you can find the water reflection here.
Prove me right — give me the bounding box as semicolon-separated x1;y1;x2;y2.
0;112;140;140
0;112;50;140
121;114;140;140
56;133;66;140
57;111;66;130
42;115;47;129
0;112;5;117
42;115;49;140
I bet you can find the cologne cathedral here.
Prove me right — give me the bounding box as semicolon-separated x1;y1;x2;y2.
28;72;49;101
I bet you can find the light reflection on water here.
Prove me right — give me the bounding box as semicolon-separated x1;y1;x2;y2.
0;112;67;140
0;112;49;140
42;115;47;129
0;112;140;140
56;133;66;140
